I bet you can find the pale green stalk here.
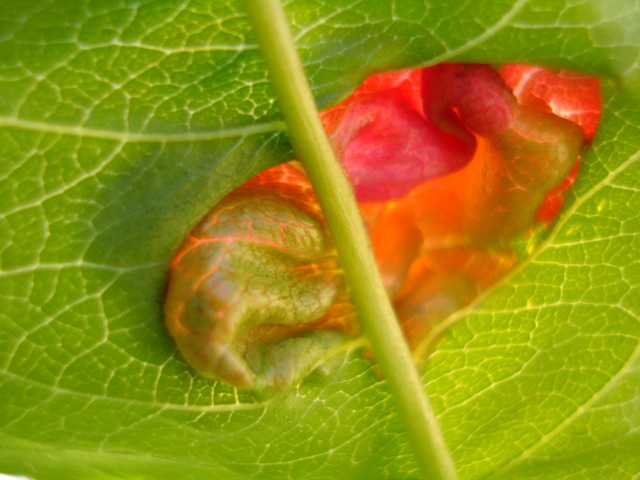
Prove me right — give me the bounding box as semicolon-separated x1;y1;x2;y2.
244;0;458;478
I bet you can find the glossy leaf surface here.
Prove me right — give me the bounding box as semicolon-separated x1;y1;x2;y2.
1;1;638;479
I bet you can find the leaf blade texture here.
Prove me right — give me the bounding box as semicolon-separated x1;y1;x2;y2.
1;0;638;479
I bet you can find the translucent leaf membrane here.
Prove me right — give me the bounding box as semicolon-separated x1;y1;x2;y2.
165;63;601;389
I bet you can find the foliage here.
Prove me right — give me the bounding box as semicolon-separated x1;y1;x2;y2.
0;0;638;478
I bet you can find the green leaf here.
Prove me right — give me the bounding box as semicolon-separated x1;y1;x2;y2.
1;0;638;479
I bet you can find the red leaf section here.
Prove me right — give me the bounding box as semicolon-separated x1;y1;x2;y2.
499;64;601;142
361;64;599;345
320;67;480;201
166;63;601;388
498;64;602;223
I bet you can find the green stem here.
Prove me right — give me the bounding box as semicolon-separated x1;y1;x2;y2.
245;1;458;478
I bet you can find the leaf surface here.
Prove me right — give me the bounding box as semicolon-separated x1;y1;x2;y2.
1;0;638;478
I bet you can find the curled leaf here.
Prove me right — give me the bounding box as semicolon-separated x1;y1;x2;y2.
421;63;519;138
165;63;601;390
164;164;353;390
456;104;584;240
498;64;602;222
500;63;602;142
363;64;597;341
321;68;478;201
